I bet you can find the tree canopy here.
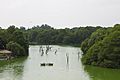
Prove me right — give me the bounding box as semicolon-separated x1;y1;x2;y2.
81;24;120;68
28;25;100;46
0;26;28;57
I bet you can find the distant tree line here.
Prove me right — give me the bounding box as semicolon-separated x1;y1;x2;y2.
0;23;119;68
81;24;120;68
27;24;101;46
0;24;101;57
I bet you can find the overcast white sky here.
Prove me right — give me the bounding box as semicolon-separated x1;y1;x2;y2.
0;0;120;29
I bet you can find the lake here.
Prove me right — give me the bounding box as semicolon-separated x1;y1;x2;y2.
0;45;120;80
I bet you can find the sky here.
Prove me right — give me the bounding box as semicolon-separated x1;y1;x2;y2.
0;0;120;29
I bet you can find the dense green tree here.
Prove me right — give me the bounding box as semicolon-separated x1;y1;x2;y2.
81;28;107;54
20;26;26;31
7;25;16;34
27;24;99;46
12;30;28;54
0;24;101;58
82;24;120;68
6;41;26;57
29;30;38;43
0;37;6;49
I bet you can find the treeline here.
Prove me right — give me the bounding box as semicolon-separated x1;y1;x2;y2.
81;24;120;68
0;24;119;68
28;24;101;46
0;25;28;57
0;24;101;57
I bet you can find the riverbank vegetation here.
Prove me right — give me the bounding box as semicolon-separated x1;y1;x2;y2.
0;57;27;67
0;25;28;57
81;24;120;68
27;24;100;46
0;24;100;58
0;24;120;69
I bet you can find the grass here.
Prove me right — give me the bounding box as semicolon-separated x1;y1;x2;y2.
0;57;27;67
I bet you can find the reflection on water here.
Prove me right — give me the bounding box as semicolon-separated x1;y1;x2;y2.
22;45;90;80
66;53;69;69
0;45;120;80
0;57;26;80
0;45;90;80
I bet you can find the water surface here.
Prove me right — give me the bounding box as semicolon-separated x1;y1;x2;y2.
0;45;120;80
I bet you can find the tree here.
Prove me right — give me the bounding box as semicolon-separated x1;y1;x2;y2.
0;37;6;49
7;25;16;34
12;30;28;54
82;24;120;68
6;41;25;57
20;26;26;31
81;28;107;54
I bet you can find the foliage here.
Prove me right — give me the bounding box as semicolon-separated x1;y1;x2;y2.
6;41;26;57
0;24;101;57
82;24;120;68
0;57;27;67
28;25;100;46
81;28;107;54
12;30;29;54
0;37;6;49
0;26;28;57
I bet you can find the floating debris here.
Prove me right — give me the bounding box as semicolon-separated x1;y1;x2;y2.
41;49;44;56
55;49;57;55
40;63;53;66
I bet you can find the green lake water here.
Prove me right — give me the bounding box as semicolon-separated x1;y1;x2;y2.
0;45;120;80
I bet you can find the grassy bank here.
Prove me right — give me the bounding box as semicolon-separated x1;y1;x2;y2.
0;57;27;67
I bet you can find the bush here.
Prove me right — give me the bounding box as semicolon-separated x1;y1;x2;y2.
6;41;26;57
82;24;120;68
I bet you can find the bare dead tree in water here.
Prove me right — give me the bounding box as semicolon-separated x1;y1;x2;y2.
66;53;69;69
78;52;80;61
39;45;42;52
55;49;57;55
45;45;50;55
41;48;44;56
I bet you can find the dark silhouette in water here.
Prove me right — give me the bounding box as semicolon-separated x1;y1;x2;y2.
45;45;50;55
40;63;53;66
41;48;44;56
55;49;57;55
39;45;42;52
45;49;48;55
66;53;69;69
40;45;51;56
78;52;80;61
41;63;46;66
49;46;52;51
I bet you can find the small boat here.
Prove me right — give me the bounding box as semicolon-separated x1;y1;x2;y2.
40;63;53;66
41;63;46;66
46;63;53;66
